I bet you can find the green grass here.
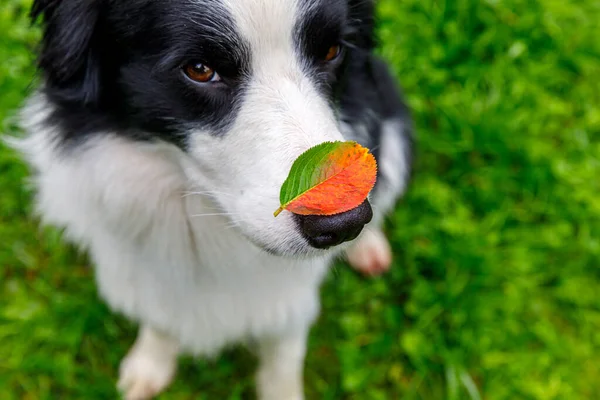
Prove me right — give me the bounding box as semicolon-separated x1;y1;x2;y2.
2;0;600;399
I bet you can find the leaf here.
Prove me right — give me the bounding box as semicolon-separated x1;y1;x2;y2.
274;141;377;217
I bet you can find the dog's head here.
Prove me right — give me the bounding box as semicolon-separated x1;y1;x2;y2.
31;0;377;256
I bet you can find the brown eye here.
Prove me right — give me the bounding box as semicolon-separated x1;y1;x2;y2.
184;62;219;83
324;44;342;62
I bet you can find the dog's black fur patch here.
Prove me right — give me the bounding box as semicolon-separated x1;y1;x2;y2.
31;0;250;149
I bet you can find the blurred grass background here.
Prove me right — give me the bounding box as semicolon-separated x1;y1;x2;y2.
1;0;600;399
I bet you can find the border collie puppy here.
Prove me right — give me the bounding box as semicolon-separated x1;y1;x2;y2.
11;0;413;398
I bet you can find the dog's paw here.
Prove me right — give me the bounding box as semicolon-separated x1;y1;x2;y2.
345;228;392;277
117;348;176;400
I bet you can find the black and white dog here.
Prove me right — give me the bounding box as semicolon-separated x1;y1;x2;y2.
12;0;413;398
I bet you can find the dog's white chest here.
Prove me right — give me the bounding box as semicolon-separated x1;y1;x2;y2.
92;196;331;356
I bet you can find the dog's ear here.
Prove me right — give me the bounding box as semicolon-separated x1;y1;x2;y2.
347;0;377;50
31;0;104;106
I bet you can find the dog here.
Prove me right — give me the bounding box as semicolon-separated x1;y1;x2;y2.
11;0;413;398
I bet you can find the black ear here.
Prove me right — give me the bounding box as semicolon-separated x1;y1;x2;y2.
347;0;377;50
31;0;103;106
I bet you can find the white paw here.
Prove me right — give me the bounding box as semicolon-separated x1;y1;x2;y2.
117;348;176;400
257;381;304;400
345;228;392;276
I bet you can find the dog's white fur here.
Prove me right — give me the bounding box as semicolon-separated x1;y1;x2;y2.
10;0;411;398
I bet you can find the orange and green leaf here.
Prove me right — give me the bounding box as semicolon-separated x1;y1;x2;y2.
274;141;377;217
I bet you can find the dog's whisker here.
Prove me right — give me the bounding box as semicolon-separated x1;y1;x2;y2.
183;190;275;200
182;191;236;199
190;212;242;218
225;220;247;230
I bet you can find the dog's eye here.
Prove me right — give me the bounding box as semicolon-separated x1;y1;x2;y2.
324;44;342;62
183;62;220;83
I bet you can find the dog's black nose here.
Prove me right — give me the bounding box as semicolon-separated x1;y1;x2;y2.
295;200;373;249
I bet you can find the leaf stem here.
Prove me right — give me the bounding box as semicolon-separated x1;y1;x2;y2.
273;206;284;217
